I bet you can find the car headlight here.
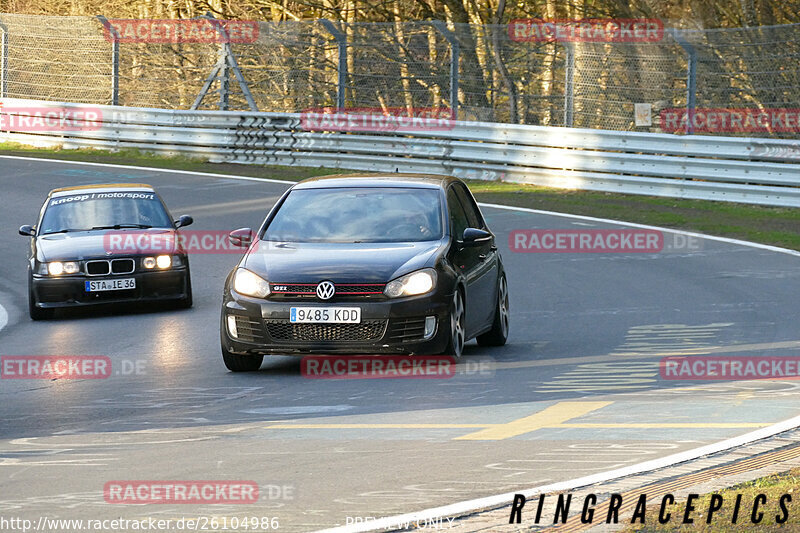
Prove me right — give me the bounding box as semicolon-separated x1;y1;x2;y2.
47;261;80;275
233;268;270;298
143;255;172;269
384;268;437;298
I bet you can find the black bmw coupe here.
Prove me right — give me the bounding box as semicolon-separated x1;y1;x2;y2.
220;175;509;372
20;183;193;319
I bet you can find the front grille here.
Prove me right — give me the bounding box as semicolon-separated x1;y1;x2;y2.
270;282;385;299
265;320;387;342
86;260;110;275
86;258;136;275
387;318;428;342
235;316;266;343
111;258;135;274
336;284;385;295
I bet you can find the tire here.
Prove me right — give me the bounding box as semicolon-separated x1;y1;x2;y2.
221;345;263;372
28;276;54;320
443;290;466;359
477;274;509;347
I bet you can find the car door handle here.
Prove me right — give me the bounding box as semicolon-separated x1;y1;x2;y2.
478;254;487;261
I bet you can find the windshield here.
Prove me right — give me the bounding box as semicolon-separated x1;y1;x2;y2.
263;187;443;243
39;191;172;234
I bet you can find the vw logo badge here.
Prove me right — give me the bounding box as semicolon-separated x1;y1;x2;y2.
316;281;335;300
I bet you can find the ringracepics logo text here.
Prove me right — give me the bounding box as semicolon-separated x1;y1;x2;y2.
300;107;454;132
509;492;793;526
509;229;702;253
102;19;259;43
509;19;664;42
0;104;102;132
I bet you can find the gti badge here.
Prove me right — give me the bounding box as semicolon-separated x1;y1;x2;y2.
316;281;335;300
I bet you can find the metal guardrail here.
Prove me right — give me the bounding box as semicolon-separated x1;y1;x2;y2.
2;98;800;207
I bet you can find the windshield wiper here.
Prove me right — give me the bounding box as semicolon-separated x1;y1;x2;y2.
91;224;153;230
41;228;91;235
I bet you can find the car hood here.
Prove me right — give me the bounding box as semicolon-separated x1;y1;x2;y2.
242;240;444;283
36;228;176;262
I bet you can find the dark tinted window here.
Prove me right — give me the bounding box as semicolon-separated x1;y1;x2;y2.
454;183;484;229
264;187;443;243
447;188;470;240
40;191;172;234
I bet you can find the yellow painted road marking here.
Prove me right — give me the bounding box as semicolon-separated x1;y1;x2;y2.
556;423;769;429
265;424;492;429
453;401;613;441
733;390;754;406
264;422;768;430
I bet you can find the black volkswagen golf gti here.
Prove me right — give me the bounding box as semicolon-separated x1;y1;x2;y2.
221;175;509;371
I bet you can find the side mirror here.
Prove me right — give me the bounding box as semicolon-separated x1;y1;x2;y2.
229;227;254;248
460;227;492;247
19;225;35;237
174;215;193;228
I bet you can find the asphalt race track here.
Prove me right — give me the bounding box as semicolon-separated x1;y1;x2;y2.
2;156;800;531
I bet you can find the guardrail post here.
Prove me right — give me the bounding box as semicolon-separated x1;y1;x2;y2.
0;18;9;99
431;21;459;119
670;29;697;135
318;19;347;110
563;41;575;128
96;16;119;106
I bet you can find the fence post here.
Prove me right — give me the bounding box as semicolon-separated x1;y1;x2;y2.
219;41;230;111
563;41;575;127
670;29;697;135
96;16;120;106
191;13;258;111
318;19;347;110
0;18;7;99
431;21;459;118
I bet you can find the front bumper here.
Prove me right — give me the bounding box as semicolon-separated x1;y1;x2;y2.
221;291;451;355
31;267;190;308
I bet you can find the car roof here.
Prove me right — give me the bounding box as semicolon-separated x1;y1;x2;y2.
292;174;458;190
48;183;156;198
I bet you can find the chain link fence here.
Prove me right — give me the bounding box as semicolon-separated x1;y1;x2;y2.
1;13;799;136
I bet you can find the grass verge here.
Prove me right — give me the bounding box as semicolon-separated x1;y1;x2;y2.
620;467;799;532
3;143;800;250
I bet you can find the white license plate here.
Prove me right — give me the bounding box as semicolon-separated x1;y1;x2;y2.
290;307;361;323
85;278;136;292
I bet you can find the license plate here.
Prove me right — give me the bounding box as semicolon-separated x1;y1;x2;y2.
290;307;361;323
85;278;136;292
